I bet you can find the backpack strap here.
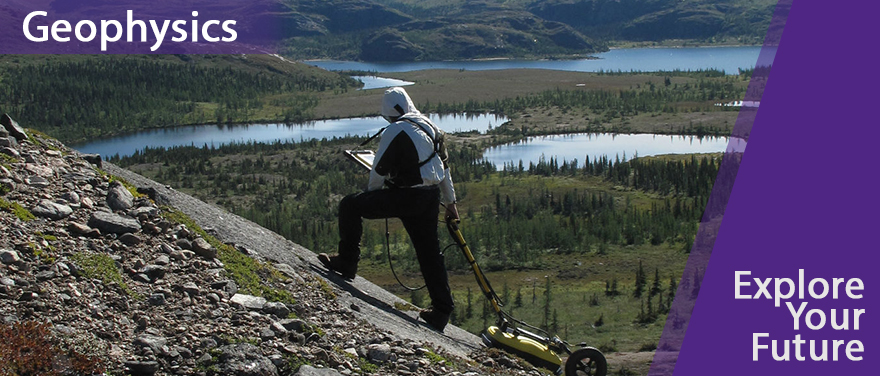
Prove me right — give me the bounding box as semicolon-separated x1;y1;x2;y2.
399;117;439;168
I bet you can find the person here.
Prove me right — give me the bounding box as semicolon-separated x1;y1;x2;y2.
318;87;459;332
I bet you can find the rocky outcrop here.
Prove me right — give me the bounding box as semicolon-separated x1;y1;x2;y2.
0;115;536;375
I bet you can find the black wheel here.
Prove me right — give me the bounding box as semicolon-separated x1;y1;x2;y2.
564;347;607;376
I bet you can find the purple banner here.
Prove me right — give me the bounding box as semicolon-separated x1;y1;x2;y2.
0;0;285;53
663;0;880;375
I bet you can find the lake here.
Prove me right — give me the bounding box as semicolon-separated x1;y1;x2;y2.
482;133;745;170
307;46;767;75
72;113;508;158
73;47;759;159
353;76;415;90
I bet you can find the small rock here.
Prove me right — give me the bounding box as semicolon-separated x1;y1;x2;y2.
153;255;170;266
129;206;158;218
148;293;166;306
277;319;308;333
211;280;238;296
0;250;20;265
61;191;81;205
159;243;175;254
18;292;38;301
230;294;266;311
191;238;216;259
133;334;167;354
88;211;141;234
142;223;161;235
270;321;289;335
366;344;392;363
175;239;192;250
207;293;221;304
260;328;276;340
125;360;159;376
169;250;191;261
181;282;199;296
107;181;135;211
0;147;19;159
68;222;99;237
32;200;73;220
175;346;192;359
295;365;344;376
27;176;50;188
263;302;290;318
141;265;166;280
119;233;142;245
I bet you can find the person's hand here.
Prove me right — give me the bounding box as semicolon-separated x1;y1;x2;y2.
445;203;460;222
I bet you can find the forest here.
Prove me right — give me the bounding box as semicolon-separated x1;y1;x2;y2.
112;125;720;271
0;56;358;143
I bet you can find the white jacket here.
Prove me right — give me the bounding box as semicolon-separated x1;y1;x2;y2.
367;88;456;205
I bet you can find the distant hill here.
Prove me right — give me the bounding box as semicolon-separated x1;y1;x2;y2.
282;0;775;61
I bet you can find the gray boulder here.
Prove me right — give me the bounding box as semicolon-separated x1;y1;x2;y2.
230;294;266;311
107;181;135;211
32;200;73;220
88;211;141;234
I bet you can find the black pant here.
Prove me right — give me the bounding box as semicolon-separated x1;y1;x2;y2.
338;186;454;315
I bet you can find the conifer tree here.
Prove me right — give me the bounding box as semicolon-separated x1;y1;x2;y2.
633;260;647;298
650;267;662;297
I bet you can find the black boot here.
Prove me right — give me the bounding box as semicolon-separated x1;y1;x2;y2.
419;308;450;332
317;253;357;280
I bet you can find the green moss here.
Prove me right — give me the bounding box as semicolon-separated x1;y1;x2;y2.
358;358;379;374
0;153;18;165
160;206;296;305
281;354;311;374
424;350;447;365
26;130;61;152
393;302;418;312
36;232;58;242
0;197;35;221
315;277;337;301
70;252;139;299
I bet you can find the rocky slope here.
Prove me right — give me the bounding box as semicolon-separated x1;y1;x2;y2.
0;113;541;375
